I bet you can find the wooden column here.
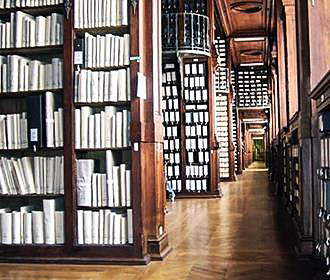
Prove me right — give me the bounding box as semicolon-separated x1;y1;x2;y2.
131;0;171;260
282;0;299;120
295;0;313;256
276;4;287;130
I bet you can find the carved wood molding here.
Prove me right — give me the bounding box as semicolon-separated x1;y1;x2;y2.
310;70;330;99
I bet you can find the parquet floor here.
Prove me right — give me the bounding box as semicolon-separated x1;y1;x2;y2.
0;162;321;279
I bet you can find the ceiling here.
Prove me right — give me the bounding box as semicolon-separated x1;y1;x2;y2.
215;0;276;67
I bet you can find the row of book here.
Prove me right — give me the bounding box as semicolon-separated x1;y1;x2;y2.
186;137;209;151
77;209;133;245
75;107;130;149
162;98;179;111
185;125;208;137
184;89;208;103
185;111;209;124
164;139;180;151
79;33;130;69
0;156;64;195
187;151;209;164
186;164;209;178
167;179;181;192
27;91;64;148
74;0;128;29
162;70;177;84
162;85;178;98
186;179;208;191
163;111;180;124
74;69;131;103
0;199;64;245
185;63;206;76
0;12;63;49
166;152;180;164
0;0;63;9
0;112;27;150
0;56;63;92
77;158;131;208
184;77;206;89
320;137;330;167
166;165;180;178
164;126;178;138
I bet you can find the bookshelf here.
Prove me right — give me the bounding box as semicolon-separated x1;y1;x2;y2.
315;111;330;275
0;0;66;255
0;0;170;264
236;69;270;109
161;0;219;198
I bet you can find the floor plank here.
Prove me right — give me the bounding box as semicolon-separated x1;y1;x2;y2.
0;162;322;279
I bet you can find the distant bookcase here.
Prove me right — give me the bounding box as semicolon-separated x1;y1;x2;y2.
316;111;330;274
162;61;182;192
0;0;170;264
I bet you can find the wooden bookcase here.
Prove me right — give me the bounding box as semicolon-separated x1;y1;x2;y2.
310;72;330;276
161;0;220;198
0;0;170;264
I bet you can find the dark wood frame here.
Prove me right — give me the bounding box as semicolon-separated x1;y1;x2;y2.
0;0;170;264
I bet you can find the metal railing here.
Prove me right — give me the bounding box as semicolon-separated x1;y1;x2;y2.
162;12;210;56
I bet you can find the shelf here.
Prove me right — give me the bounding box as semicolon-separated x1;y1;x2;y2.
77;206;132;211
0;194;64;198
0;147;63;153
76;147;131;152
78;65;130;71
75;101;131;108
0;4;64;16
0;45;63;56
74;26;129;36
0;88;63;98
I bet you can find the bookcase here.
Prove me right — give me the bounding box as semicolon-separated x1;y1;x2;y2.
0;0;170;264
161;0;220;198
231;69;239;174
162;60;182;192
236;69;270;108
315;111;330;275
214;37;230;179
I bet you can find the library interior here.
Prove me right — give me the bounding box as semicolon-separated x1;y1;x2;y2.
0;0;328;279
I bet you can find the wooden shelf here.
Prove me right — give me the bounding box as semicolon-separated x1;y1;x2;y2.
79;65;130;71
0;88;63;98
0;194;64;198
75;101;130;107
0;45;63;55
74;26;129;36
75;147;131;152
0;4;64;16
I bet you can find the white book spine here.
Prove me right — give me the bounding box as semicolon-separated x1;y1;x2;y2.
43;199;56;244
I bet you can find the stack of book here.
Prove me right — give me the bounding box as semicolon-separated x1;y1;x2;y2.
74;69;131;103
75;107;130;149
77;156;131;208
0;0;64;9
0;112;28;150
0;56;63;93
0;199;64;245
0;156;64;195
77;209;133;245
0;12;63;49
74;0;128;29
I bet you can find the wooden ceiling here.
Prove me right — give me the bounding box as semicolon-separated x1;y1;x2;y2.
215;0;276;67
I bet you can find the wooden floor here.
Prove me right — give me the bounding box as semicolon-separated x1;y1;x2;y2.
0;162;321;279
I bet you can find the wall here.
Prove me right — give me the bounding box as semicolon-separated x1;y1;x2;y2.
308;0;330;90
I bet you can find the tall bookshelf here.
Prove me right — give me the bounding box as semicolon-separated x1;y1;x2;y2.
161;0;220;198
0;0;170;264
316;111;330;275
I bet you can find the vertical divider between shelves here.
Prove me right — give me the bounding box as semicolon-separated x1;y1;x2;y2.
63;3;75;249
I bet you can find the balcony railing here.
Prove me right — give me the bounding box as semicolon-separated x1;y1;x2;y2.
162;12;210;56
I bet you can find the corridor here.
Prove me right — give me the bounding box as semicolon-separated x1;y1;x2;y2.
0;163;319;279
